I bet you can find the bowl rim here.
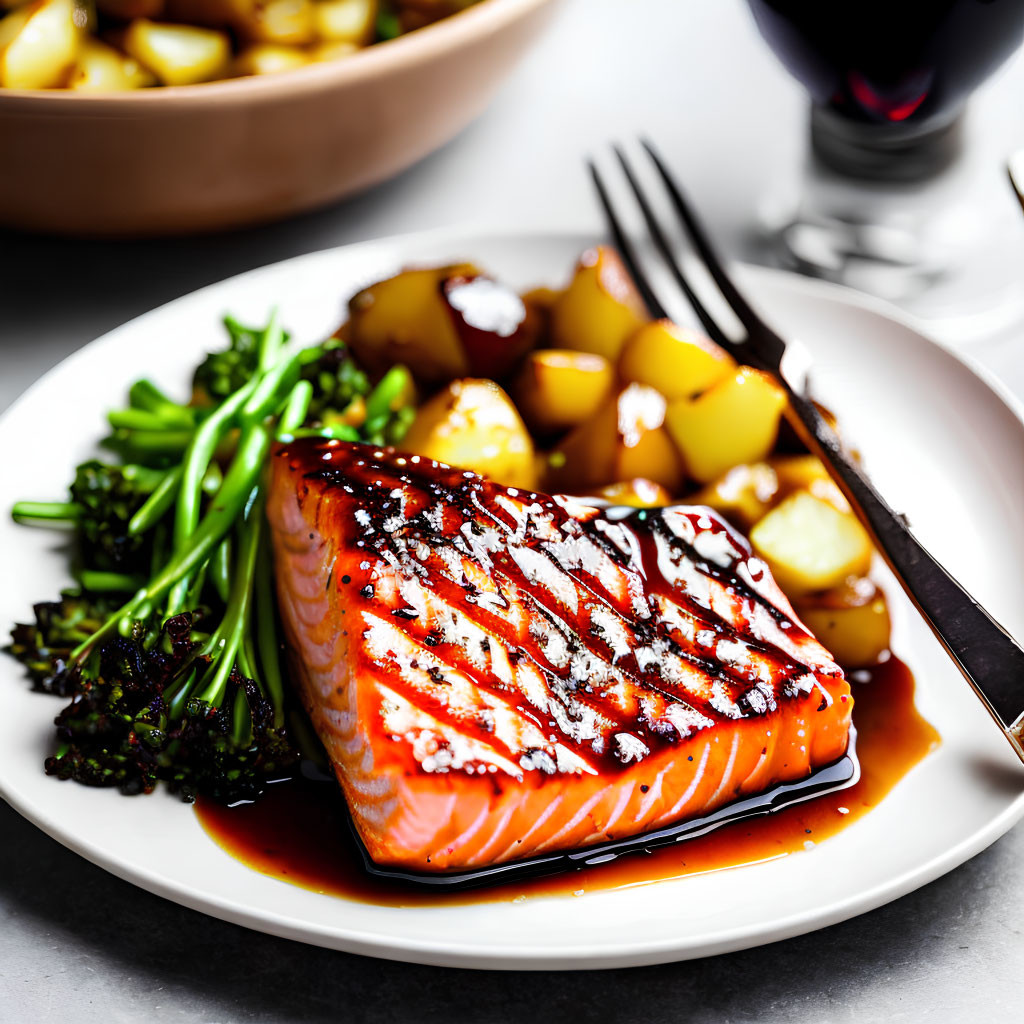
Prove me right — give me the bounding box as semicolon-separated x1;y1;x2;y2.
0;0;556;109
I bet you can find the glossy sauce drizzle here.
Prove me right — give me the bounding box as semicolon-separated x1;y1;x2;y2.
195;655;938;906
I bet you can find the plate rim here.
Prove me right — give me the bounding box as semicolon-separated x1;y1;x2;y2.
2;225;1024;970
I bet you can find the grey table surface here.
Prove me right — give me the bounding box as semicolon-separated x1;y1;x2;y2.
2;1;1024;1021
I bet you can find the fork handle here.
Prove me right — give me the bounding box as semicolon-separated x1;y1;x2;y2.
785;388;1024;757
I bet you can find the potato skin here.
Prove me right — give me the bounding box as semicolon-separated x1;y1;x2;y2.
347;264;479;387
545;383;684;496
400;378;538;490
510;349;613;436
443;274;541;382
593;479;672;508
550;246;649;362
619;320;735;401
0;0;81;90
795;578;891;668
665;367;787;484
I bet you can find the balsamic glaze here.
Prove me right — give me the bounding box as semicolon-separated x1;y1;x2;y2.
196;656;937;906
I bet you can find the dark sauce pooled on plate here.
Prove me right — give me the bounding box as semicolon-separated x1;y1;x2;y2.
195;655;938;906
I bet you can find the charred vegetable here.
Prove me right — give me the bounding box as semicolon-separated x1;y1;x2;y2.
8;313;414;803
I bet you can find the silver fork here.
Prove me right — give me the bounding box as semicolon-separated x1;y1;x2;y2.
590;140;1024;765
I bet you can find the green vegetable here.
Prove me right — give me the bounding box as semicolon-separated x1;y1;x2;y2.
7;311;416;804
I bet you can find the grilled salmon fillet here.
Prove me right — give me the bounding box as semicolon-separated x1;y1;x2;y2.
267;439;852;872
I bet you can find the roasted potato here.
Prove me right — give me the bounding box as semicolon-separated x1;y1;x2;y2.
442;274;541;381
546;383;684;495
550;246;649;361
238;0;316;45
315;0;375;44
122;19;230;85
233;40;307;75
795;577;892;668
750;491;873;596
690;461;779;530
68;35;155;88
593;478;672;508
510;349;614;436
348;266;539;388
347;264;479;386
770;454;849;512
0;0;484;90
96;0;164;17
619;320;735;401
308;38;358;61
665;367;787;484
400;378;538;490
162;0;254;26
0;0;81;89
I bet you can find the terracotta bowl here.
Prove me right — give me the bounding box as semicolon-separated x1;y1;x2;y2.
0;0;559;238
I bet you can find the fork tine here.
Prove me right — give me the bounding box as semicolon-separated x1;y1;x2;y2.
611;145;736;354
640;138;783;361
586;160;668;320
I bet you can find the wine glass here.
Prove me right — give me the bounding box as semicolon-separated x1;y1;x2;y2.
746;0;1024;342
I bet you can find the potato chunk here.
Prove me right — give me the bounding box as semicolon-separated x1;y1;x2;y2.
511;349;613;436
619;320;735;401
594;479;672;508
665;367;787;484
96;0;165;16
795;578;891;668
233;42;308;76
315;0;376;44
163;0;255;26
68;36;156;89
0;0;81;90
400;379;537;490
442;274;541;381
239;0;316;44
690;461;779;530
347;264;479;387
546;383;684;495
123;20;230;85
750;491;873;596
550;246;649;361
770;454;849;512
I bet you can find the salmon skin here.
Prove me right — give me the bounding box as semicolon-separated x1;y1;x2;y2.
268;439;853;873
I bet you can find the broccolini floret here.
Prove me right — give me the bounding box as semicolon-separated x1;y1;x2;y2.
8;311;415;804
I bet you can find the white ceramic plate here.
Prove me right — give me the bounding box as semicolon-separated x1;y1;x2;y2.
2;230;1023;971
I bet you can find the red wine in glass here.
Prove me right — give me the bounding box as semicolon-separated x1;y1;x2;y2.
747;0;1024;178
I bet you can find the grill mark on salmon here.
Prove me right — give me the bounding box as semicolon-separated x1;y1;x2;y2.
268;439;853;871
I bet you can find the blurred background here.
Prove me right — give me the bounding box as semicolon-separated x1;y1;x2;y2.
4;0;1024;412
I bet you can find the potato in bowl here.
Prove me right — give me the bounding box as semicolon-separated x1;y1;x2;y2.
0;0;560;235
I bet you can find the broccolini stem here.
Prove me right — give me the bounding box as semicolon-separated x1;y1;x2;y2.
11;501;82;524
173;377;259;552
107;409;193;433
257;309;285;373
104;429;193;460
277;380;313;437
73;424;271;659
211;536;232;605
196;492;264;708
77;570;145;593
241;352;302;422
255;529;286;728
128;380;196;428
127;465;183;536
288;425;360;442
365;365;413;422
165;377;259;615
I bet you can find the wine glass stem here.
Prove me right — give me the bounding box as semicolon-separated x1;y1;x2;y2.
810;105;965;182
